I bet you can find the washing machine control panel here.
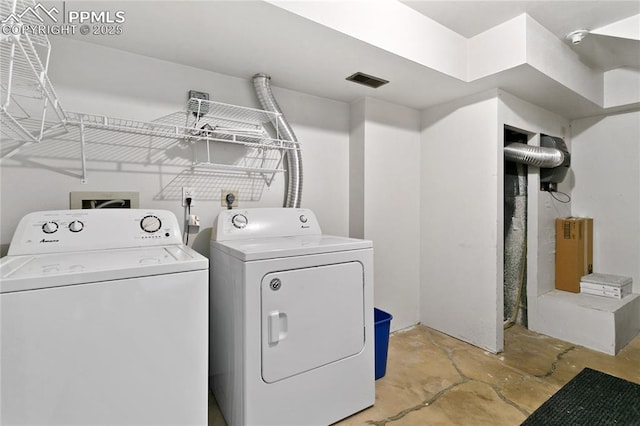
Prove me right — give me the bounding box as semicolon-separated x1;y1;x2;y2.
8;209;183;255
212;208;322;241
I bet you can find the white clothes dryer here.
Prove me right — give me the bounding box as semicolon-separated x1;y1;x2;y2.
209;208;374;426
0;209;208;426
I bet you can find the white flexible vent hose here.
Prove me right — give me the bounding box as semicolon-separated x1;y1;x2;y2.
252;74;303;208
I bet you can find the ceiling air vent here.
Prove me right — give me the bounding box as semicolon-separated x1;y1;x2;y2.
346;72;389;89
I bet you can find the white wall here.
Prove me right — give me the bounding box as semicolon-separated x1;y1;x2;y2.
571;111;640;292
0;38;350;255
349;98;421;331
420;90;502;352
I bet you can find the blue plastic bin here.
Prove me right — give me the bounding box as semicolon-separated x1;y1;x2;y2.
374;308;393;380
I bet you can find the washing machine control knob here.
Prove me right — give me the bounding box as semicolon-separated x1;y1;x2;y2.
69;220;84;233
140;215;162;233
232;214;248;229
42;221;58;234
299;215;308;223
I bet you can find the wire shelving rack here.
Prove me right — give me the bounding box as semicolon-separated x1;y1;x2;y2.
0;0;297;185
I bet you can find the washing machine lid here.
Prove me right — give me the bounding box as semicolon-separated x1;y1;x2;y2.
0;245;207;293
212;234;372;261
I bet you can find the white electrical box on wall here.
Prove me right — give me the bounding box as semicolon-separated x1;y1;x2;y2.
70;192;140;209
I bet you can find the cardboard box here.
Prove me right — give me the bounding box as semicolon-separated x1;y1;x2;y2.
555;217;593;292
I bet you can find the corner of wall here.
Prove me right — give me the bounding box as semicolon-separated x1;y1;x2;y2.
467;14;527;81
349;99;366;240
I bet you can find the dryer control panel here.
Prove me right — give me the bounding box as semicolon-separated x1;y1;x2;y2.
212;208;321;241
8;209;183;255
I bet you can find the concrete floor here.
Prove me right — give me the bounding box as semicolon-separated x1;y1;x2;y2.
208;325;640;425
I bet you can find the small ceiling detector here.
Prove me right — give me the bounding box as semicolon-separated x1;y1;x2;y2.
566;30;589;45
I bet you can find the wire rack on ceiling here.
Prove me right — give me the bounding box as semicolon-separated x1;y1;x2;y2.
0;0;299;185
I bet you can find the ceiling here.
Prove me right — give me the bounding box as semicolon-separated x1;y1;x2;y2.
48;1;640;118
402;0;640;71
402;1;640;39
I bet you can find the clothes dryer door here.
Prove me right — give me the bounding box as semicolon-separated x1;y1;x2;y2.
261;261;365;383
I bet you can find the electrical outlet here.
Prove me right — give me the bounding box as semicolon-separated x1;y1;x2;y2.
221;189;239;207
182;187;195;207
188;214;200;227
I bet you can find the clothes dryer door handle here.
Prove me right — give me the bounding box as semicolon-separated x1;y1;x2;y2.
268;311;280;344
268;311;288;345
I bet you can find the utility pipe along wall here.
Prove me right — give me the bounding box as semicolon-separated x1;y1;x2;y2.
253;74;303;208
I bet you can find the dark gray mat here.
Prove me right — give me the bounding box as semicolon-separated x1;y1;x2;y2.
521;368;640;425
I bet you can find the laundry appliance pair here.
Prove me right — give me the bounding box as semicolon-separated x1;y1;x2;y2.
1;207;374;426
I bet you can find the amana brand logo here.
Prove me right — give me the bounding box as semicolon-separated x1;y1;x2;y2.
40;238;60;243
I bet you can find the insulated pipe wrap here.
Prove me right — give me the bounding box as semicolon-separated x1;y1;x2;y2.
504;142;565;168
253;73;303;208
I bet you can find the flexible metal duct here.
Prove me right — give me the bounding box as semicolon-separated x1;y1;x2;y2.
252;73;302;208
504;142;565;168
504;164;527;328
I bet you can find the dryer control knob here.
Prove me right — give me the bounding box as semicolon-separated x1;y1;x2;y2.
42;221;58;234
140;215;162;233
232;214;248;229
69;220;84;232
299;215;308;223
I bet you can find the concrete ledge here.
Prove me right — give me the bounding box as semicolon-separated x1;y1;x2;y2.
532;290;640;355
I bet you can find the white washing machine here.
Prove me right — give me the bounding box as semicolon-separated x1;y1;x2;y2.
209;208;374;426
0;209;208;426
